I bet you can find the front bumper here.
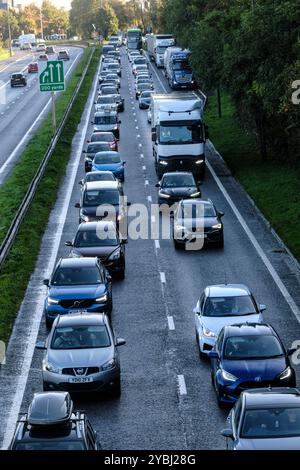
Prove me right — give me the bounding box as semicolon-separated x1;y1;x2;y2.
174;228;223;246
197;331;216;354
44;302;109;323
43;367;120;393
157;156;205;179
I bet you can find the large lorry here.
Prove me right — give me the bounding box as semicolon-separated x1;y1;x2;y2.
146;34;174;68
150;93;207;180
164;47;194;90
18;34;36;49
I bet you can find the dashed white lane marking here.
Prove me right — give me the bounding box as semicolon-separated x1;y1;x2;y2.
140;153;144;158
178;375;187;395
155;239;160;249
139;143;142;148
142;165;146;171
167;316;175;331
137;134;141;138
145;179;149;185
147;195;152;202
160;272;166;284
136;126;139;130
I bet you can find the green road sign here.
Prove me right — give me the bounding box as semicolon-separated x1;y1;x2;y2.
39;61;65;92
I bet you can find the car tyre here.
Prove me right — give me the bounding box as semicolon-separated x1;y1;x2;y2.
196;330;206;359
174;239;183;250
216;236;224;249
43;382;51;391
112;378;121;397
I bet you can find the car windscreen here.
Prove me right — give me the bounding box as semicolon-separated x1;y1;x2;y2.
74;228;118;247
101;87;118;95
94;153;121;164
241;408;300;439
91;133;114;142
180;203;216;218
12;74;22;79
203;295;257;317
83;189;120;206
134;58;147;65
107;64;119;69
97;96;115;104
51;325;111;349
224;334;284;360
162;174;195;188
14;441;85;450
52;266;101;285
94;115;117;125
159;122;203;144
138;83;151;91
87;143;110;153
140;91;152;98
157;46;167;54
85;173;115;183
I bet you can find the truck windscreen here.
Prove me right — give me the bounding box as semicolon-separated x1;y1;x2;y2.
159;123;203;144
173;60;191;71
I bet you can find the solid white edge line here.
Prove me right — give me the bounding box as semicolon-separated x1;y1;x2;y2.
144;179;149;185
150;59;300;323
206;159;300;321
178;375;187;395
147;195;152;202
167;316;175;331
0;52;81;176
1;54;102;450
142;165;146;171
160;272;166;284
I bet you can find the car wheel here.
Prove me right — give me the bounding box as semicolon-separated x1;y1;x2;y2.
43;382;51;391
216;237;224;249
45;318;52;329
213;377;224;407
112;378;121;397
139;104;142;109
195;330;206;359
117;268;125;280
174;239;183;250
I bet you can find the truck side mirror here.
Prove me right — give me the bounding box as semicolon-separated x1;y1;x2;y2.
151;131;157;142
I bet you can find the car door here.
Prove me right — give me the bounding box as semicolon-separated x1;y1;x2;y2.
195;293;205;333
228;399;242;450
211;329;224;378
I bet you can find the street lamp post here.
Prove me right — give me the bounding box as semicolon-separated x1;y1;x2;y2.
40;7;44;40
7;1;13;57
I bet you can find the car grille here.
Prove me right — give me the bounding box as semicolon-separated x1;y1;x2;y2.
233;380;281;397
59;299;94;309
62;367;100;376
58;381;104;392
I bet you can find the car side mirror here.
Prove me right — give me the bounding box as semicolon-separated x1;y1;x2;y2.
91;121;94;125
79;180;83;185
218;211;224;217
118;120;121;124
155;183;160;188
43;279;49;286
36;341;47;350
221;428;233;439
65;241;73;247
127;202;131;206
75;203;80;209
116;337;126;347
259;304;266;312
121;239;128;244
151;131;157;142
107;274;112;282
193;307;199;315
122;160;126;164
287;347;298;356
208;351;219;359
82;150;86;153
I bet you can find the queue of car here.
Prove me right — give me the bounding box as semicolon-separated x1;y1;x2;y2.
8;38;300;451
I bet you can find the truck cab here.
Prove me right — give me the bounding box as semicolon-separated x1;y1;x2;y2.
164;47;194;90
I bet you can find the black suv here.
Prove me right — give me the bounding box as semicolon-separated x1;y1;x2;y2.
11;73;27;87
9;392;99;450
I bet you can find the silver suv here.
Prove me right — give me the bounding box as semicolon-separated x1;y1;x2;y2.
36;313;126;396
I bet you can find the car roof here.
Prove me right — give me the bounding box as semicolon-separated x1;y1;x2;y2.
58;257;98;268
85;181;120;190
77;221;117;232
224;322;274;337
206;284;251;298
243;388;300;409
56;312;108;327
94;110;117;116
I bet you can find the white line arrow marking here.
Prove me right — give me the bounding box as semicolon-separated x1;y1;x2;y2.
49;64;54;82
56;63;62;82
42;71;49;83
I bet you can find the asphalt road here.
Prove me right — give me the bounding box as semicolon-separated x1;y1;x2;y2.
0;47;84;185
0;47;300;450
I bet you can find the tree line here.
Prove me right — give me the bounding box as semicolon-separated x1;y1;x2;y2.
0;0;69;42
158;0;300;163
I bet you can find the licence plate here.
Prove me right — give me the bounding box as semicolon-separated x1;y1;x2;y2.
68;377;93;383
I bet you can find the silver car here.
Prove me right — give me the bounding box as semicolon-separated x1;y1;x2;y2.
36;313;126;396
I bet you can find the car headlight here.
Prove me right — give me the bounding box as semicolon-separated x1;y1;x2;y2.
212;223;222;230
203;326;216;338
175;224;185;231
108;248;121;260
196;159;204;164
70;250;82;258
221;369;238;382
101;358;116;371
84;156;92;163
278;366;292;380
190;192;201;198
159;160;168;166
48;297;59;305
95;294;108;303
44;361;61;374
80;212;90;222
159;192;170;199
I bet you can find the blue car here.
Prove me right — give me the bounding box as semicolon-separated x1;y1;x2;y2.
209;323;296;405
43;257;112;327
91;151;126;182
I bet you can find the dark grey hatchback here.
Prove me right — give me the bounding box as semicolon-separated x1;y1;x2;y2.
11;73;27;87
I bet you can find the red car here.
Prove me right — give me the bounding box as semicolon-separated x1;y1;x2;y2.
88;132;118;151
28;62;38;73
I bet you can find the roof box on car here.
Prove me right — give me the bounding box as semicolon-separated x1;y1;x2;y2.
27;392;73;426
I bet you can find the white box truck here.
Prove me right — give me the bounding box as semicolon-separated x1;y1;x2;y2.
151;92;208;179
146;34;174;67
19;34;36;50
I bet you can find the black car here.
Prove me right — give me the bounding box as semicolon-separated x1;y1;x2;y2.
66;221;126;279
11;73;27;87
112;93;125;112
9;392;99;450
156;172;201;205
83;142;111;172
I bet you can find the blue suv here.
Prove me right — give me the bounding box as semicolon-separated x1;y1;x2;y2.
209;323;296;405
43;257;112;327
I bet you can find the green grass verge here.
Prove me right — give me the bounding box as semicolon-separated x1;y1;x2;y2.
0;49;11;60
0;47;92;246
205;92;300;261
0;46;101;343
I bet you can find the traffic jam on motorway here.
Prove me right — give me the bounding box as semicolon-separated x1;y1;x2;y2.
3;30;300;452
